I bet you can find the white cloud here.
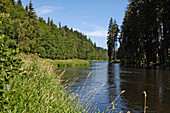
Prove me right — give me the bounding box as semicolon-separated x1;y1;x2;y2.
73;25;108;48
73;28;107;37
80;22;108;37
37;6;64;15
73;28;81;31
85;30;107;37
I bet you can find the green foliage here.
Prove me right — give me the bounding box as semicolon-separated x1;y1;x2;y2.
17;0;22;8
0;35;24;112
0;43;88;112
109;59;121;63
28;0;36;19
5;39;17;49
11;0;15;5
0;0;108;61
0;0;11;13
51;59;91;68
3;54;87;112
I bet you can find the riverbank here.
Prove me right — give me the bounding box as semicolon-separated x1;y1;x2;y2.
120;61;170;69
48;59;91;68
6;54;86;112
89;60;107;62
110;59;121;63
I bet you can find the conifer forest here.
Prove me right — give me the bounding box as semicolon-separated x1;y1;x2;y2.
0;0;108;60
118;0;170;66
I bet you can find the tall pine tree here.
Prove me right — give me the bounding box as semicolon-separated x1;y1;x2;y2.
47;17;51;26
11;0;15;5
112;20;119;60
28;0;36;19
107;18;114;62
25;5;28;11
107;18;119;62
17;0;22;7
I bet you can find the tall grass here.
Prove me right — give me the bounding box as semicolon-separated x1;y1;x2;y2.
47;59;91;68
6;54;85;113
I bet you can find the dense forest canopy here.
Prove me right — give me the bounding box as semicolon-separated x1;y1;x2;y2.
118;0;170;65
0;0;108;60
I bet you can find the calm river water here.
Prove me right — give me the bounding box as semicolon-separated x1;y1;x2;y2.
61;62;170;113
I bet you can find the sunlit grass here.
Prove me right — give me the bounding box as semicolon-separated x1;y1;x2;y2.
6;54;86;113
46;58;91;68
88;60;107;62
110;59;121;63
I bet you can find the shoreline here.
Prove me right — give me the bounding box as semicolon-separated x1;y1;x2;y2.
48;59;91;68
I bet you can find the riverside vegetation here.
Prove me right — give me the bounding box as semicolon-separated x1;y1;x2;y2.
0;35;148;113
0;34;108;112
0;40;123;113
0;36;86;112
48;59;90;68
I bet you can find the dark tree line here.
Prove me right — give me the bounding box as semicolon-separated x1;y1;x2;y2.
0;0;108;60
118;0;170;65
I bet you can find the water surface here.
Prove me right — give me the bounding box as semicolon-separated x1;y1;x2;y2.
61;62;170;113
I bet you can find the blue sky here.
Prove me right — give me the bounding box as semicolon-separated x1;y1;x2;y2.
20;0;129;49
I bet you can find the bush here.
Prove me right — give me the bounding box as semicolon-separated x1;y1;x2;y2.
5;39;17;49
0;35;24;112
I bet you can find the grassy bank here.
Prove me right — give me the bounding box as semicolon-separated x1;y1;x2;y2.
89;60;107;62
5;54;86;112
110;59;121;63
47;59;91;68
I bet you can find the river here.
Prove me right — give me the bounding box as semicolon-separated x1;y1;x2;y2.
61;62;170;113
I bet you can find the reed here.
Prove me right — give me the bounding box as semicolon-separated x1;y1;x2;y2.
143;91;147;113
104;90;125;113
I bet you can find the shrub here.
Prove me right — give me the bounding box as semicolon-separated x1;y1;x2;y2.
0;35;24;112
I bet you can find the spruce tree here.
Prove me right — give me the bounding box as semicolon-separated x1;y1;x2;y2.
28;0;36;19
17;0;22;7
25;5;28;11
112;20;119;60
107;18;119;62
47;17;51;26
11;0;15;5
50;19;54;26
59;22;61;28
107;18;114;62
